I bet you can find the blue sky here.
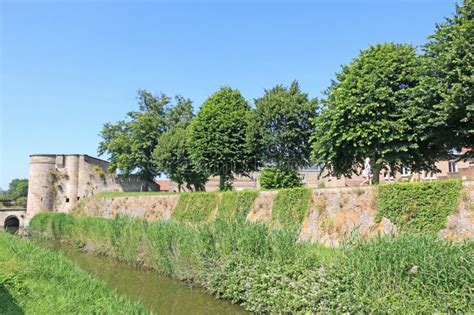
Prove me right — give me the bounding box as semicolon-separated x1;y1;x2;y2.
0;0;457;189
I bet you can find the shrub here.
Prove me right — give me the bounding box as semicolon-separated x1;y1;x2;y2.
376;180;462;233
259;167;303;189
15;196;27;207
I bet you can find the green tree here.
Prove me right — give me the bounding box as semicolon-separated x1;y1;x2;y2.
259;166;302;189
98;90;193;181
189;87;254;190
248;81;318;170
420;0;473;158
3;179;28;200
153;125;207;192
312;43;437;184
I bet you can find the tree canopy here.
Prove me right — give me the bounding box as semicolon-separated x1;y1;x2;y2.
0;179;28;200
247;81;318;170
98;90;193;181
188;87;254;190
420;0;473;159
311;43;438;183
153;125;207;192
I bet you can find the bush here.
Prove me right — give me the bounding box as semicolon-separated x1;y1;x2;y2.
259;167;303;189
376;180;462;234
15;196;27;207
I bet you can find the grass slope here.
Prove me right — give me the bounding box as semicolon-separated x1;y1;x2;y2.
0;231;151;314
30;212;474;313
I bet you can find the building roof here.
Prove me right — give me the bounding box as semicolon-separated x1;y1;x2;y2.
154;179;171;191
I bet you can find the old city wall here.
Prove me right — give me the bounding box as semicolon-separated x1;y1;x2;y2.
0;209;26;229
72;182;474;246
26;154;159;224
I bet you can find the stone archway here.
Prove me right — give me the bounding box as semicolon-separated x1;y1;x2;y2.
4;216;20;234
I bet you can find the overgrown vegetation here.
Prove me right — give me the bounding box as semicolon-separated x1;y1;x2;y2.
216;190;258;221
0;231;150;314
376;180;462;233
30;212;473;313
272;188;311;229
172;192;220;223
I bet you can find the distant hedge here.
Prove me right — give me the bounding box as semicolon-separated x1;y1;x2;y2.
376;180;462;234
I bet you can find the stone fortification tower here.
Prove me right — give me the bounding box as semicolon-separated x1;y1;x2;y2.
26;154;159;224
26;155;57;222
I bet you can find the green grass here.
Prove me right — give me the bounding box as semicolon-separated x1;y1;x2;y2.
216;190;258;221
29;212;473;313
0;231;151;314
376;179;462;233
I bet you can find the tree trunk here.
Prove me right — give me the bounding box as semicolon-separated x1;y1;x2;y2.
219;174;225;191
372;163;382;185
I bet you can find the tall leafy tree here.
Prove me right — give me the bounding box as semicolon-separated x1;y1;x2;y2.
189;87;254;190
98;90;193;181
420;0;473;159
247;81;318;170
312;43;438;184
153;125;207;192
1;179;28;200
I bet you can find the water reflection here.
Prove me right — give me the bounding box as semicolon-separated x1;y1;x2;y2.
41;242;247;315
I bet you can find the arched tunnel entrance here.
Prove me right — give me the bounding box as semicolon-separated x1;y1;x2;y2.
4;216;20;234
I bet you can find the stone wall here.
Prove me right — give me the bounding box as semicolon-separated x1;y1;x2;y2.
26;154;159;224
0;209;26;229
71;182;474;246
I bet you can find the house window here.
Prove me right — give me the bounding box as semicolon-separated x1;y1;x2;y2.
384;171;394;181
314;164;324;172
66;197;70;203
449;148;463;156
448;161;458;173
401;166;410;176
424;171;435;179
300;174;306;181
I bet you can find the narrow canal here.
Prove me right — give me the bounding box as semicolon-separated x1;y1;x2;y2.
40;242;247;314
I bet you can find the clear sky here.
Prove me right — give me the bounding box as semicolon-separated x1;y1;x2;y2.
0;0;458;189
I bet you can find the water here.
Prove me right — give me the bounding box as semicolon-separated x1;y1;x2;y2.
41;242;247;315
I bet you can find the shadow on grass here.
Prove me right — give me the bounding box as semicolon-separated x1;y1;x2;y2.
0;285;23;315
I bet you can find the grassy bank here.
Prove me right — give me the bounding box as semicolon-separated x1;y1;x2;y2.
30;212;473;313
0;231;151;314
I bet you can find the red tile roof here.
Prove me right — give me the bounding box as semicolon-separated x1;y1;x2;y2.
154;179;171;192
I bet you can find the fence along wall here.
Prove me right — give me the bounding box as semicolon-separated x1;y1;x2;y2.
71;182;474;246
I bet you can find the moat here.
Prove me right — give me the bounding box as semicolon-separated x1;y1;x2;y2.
39;241;246;315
